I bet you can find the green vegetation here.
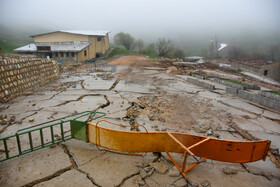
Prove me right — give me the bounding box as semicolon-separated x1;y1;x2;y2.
270;91;280;96
222;78;248;86
140;43;157;57
114;32;135;50
108;47;159;59
108;47;137;58
0;37;30;53
148;55;157;59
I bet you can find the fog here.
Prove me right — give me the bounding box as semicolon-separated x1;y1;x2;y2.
0;0;280;56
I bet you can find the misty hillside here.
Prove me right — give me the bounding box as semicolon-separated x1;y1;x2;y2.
0;25;49;53
1;26;280;61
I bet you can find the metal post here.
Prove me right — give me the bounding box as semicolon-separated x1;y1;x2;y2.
3;139;9;159
40;129;44;148
28;132;33;151
16;134;22;155
50;126;55;144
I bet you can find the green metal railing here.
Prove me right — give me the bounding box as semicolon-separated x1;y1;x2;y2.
0;111;106;162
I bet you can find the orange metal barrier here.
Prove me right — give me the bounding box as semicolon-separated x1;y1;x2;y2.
87;121;270;179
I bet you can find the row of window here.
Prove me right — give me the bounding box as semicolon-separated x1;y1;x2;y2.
54;52;75;58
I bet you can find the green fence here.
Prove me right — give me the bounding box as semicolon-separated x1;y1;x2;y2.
0;111;106;162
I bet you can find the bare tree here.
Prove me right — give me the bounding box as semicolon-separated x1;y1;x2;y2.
156;38;172;57
228;46;246;59
114;32;135;50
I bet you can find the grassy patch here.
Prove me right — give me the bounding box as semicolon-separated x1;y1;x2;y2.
108;47;137;58
222;78;248;86
0;37;31;53
148;55;157;59
239;73;249;77
270;91;280;95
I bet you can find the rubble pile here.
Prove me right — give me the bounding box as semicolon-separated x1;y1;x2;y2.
156;57;183;68
0;58;59;103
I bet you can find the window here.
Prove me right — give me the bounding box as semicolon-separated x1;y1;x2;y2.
97;37;102;41
60;52;64;57
66;52;69;57
264;70;268;76
71;52;75;57
84;50;87;56
37;46;50;51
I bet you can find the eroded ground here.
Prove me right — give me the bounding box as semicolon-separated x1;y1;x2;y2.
0;56;280;187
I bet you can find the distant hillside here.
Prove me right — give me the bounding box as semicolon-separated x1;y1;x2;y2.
0;37;31;53
0;25;49;53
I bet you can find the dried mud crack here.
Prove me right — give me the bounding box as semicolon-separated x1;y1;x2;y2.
229;121;280;169
241;163;275;180
61;144;102;186
20;166;72;187
55;94;102;107
76;169;102;187
61;144;78;169
115;171;140;187
109;77;121;90
96;95;110;110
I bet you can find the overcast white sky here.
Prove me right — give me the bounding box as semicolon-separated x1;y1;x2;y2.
0;0;279;39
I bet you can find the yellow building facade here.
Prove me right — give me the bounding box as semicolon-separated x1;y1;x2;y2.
14;30;110;62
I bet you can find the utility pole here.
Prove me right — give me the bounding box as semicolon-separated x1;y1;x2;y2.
215;35;219;58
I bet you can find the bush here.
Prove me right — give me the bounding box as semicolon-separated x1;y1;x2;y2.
108;47;136;58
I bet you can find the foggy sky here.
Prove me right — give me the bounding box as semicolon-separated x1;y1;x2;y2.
0;0;279;41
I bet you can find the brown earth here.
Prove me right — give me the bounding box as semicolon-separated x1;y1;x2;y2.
108;55;159;66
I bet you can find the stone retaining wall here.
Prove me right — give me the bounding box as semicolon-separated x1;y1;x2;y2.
214;78;245;90
214;77;260;90
187;77;215;90
258;90;280;101
226;87;239;95
227;89;280;111
0;58;59;103
192;74;205;80
239;78;280;92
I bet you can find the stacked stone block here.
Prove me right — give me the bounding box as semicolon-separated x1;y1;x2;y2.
0;58;59;103
187;77;216;90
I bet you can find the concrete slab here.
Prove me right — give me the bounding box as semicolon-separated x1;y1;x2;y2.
187;163;279;187
0;146;72;187
245;159;280;180
98;94;130;119
219;98;263;114
115;80;156;94
146;172;182;186
79;152;154;187
34;169;96;187
63;139;105;166
83;75;116;90
49;95;106;113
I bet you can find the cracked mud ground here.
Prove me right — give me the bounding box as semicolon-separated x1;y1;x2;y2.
0;56;280;186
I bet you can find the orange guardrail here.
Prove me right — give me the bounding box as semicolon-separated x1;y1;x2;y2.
87;120;270;179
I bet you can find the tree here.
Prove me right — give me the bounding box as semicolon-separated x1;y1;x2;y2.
140;43;157;56
156;38;172;57
250;44;262;58
172;48;185;59
228;46;246;60
269;45;278;61
114;32;135;50
134;39;144;52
